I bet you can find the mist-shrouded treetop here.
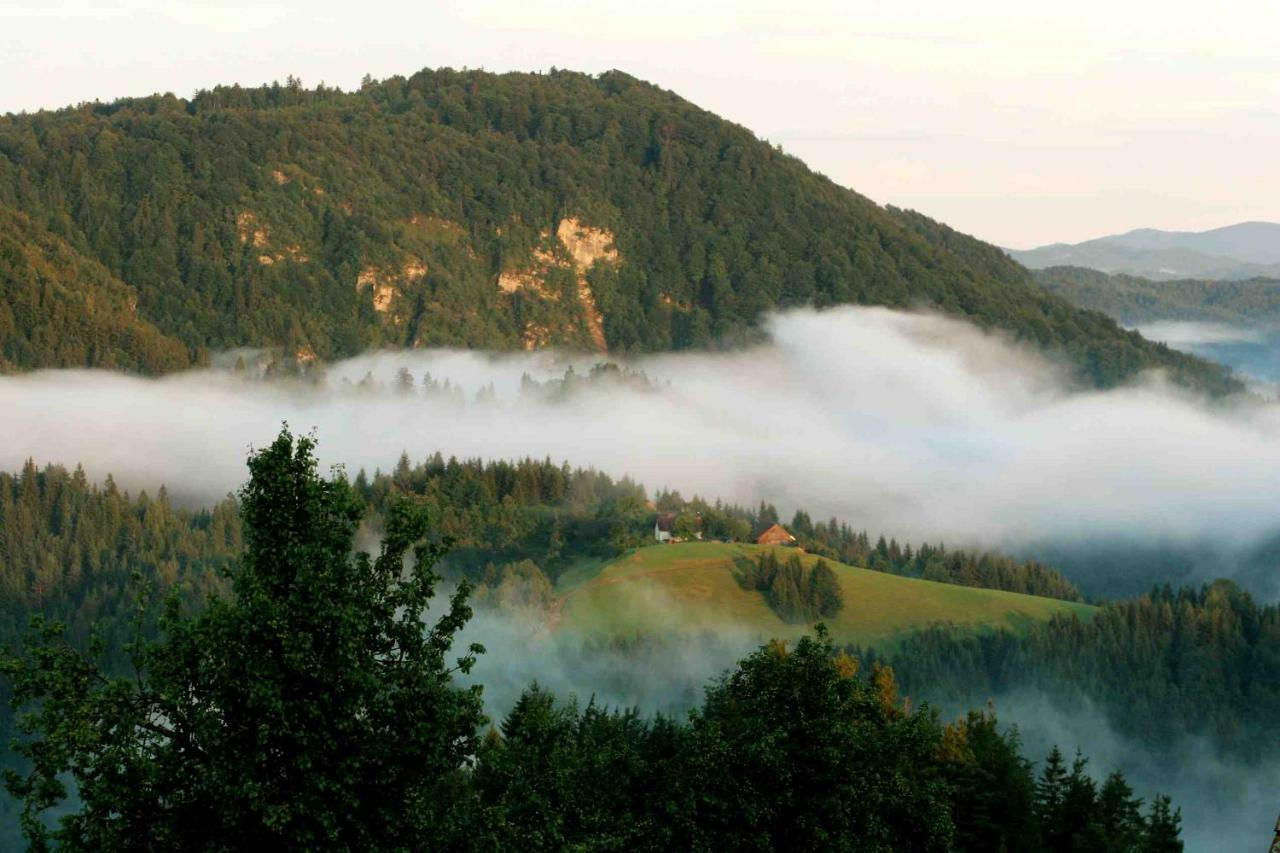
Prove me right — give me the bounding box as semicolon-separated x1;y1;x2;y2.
0;67;1239;393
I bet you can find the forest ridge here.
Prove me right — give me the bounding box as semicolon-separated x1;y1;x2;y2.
0;67;1239;393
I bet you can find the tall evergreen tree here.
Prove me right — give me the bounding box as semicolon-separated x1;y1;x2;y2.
808;559;844;618
1036;745;1069;847
1143;795;1183;853
1097;770;1144;851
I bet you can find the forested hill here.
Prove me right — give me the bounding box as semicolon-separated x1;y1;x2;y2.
1036;265;1280;327
0;68;1238;392
0;208;190;372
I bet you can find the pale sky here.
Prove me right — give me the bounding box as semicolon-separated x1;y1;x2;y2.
3;0;1279;247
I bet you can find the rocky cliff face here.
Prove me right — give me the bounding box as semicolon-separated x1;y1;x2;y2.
497;217;617;351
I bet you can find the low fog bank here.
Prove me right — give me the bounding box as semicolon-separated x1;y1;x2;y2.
431;579;758;720
456;607;754;721
1133;320;1268;348
1135;320;1280;388
5;306;1280;595
976;691;1279;853
449;598;1277;853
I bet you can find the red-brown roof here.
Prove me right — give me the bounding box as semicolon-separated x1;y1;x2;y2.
756;523;796;545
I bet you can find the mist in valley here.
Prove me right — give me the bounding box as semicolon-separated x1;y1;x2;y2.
1135;319;1280;388
459;596;1279;852
944;691;1280;852
5;306;1280;590
4;305;1279;849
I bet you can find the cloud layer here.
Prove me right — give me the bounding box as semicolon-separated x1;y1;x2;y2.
4;307;1280;556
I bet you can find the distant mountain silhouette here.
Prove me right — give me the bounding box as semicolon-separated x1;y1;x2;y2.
1010;222;1280;280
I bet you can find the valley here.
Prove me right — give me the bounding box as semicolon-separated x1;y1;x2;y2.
1;35;1278;847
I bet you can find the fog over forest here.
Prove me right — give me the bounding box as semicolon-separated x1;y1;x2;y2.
5;307;1280;589
4;306;1279;849
1135;319;1280;388
450;595;1278;853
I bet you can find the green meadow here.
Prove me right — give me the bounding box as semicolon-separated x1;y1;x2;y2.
556;542;1095;647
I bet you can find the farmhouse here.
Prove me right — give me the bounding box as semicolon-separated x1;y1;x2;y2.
756;523;797;547
654;512;677;543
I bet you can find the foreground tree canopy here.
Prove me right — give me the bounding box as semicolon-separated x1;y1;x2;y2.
2;430;486;848
2;429;1182;850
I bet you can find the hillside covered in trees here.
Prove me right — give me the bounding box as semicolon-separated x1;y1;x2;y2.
1036;265;1280;327
3;450;1272;765
0;68;1239;393
0;451;1084;681
865;580;1280;761
0;431;1186;850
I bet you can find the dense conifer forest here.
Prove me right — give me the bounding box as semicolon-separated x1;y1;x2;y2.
0;432;1187;850
0;68;1239;393
865;580;1280;759
3;450;1273;778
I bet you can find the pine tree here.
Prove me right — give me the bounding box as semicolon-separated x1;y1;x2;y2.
1143;795;1183;853
1036;745;1069;848
395;366;415;394
1060;751;1102;850
1098;770;1144;850
807;559;843;618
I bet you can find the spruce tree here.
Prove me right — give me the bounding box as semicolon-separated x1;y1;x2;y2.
1060;752;1102;850
1143;795;1183;853
1098;770;1144;850
1036;745;1069;848
807;559;844;618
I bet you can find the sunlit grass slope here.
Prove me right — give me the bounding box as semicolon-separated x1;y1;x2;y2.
557;542;1095;647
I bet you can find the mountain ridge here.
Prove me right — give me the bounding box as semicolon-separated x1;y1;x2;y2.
1010;221;1280;281
0;67;1240;392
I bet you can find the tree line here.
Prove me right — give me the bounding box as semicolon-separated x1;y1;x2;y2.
1036;265;1280;328
0;451;1081;668
780;507;1084;601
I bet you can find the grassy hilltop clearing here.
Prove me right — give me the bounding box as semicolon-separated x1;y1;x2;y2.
556;542;1095;647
